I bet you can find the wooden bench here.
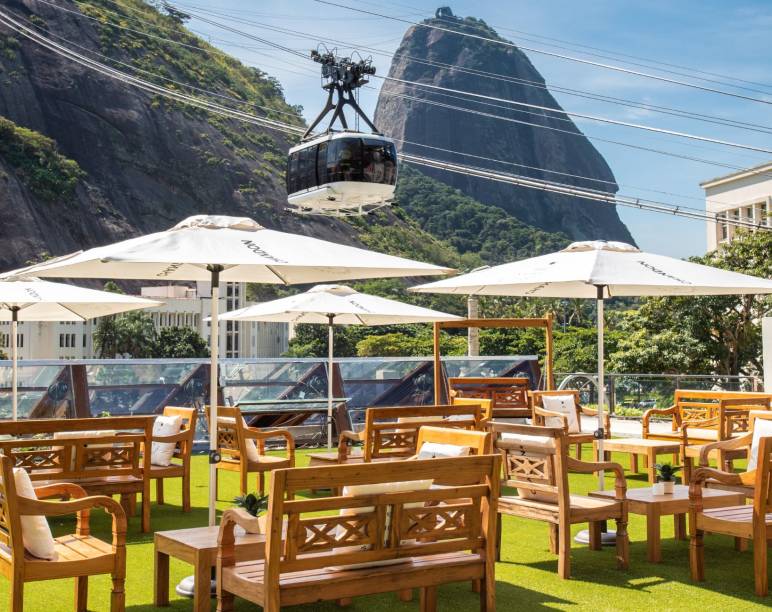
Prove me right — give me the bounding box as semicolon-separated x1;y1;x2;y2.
216;454;500;611
449;376;531;418
151;406;197;513
208;405;295;497
531;390;610;459
0;453;128;611
307;403;487;468
0;416;153;533
491;422;629;579
643;390;772;481
689;433;772;596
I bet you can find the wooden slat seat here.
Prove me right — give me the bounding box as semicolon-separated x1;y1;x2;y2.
500;494;623;518
223;551;484;607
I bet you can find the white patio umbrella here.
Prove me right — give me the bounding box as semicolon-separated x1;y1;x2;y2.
412;240;772;489
0;276;160;420
19;215;452;526
218;284;461;448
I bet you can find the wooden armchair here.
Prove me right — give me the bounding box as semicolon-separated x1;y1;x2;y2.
209;405;295;497
531;390;610;459
217;455;500;611
643;390;772;481
0;454;127;611
150;406;197;512
415;425;493;457
491;422;629;579
689;434;772;596
449;376;531;418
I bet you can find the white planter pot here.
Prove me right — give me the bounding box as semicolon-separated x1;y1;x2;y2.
652;482;665;495
662;480;675;494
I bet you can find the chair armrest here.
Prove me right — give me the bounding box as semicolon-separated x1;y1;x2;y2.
151;430;192;444
689;466;755;512
578;407;611;436
533;407;568;432
697;433;752;466
337;430;364;461
245;427;295;463
218;508;262;568
565;457;627;500
643;405;675;435
33;482;91;535
16;493;127;544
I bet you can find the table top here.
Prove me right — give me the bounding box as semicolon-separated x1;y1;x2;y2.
155;525;264;552
589;485;745;513
595;437;681;450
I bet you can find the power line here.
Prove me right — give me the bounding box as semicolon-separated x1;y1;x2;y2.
311;0;772;106
2;5;768;231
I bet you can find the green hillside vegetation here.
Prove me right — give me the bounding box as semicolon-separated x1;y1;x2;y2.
0;116;84;201
395;165;570;265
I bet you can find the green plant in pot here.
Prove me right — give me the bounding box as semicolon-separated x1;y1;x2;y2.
653;463;680;495
233;493;269;532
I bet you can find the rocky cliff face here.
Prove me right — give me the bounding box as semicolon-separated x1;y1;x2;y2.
0;0;373;271
374;14;635;244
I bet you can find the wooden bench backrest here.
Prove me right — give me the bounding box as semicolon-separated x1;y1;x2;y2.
363;404;484;462
530;390;582;425
162;406;197;462
415;426;493;456
208;405;250;462
263;455;500;580
449;377;530;417
673;390;772;435
490;421;568;507
0;416;153;483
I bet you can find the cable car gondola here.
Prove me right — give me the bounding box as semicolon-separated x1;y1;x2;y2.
286;49;398;216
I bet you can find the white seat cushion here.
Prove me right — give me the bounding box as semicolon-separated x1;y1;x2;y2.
151;415;183;467
12;468;57;560
748;418;772;471
500;432;555;452
416;442;471;459
541;395;580;433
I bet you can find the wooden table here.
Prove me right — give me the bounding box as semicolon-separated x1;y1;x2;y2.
154;526;265;612
589;485;745;563
594;437;681;484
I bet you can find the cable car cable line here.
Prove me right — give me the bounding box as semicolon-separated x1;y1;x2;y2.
1;6;768;230
310;0;772;106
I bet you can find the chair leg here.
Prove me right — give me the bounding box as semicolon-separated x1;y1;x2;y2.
419;586;438;612
735;537;748;552
615;518;629;569
690;528;705;582
156;478;165;505
575;443;582;459
548;523;559;555
111;574;126;612
75;576;88;612
754;530;768;596
259;471;265;497
10;577;23;612
240;470;248;497
589;521;602;551
495;512;502;562
630;452;639;473
336;598;352;607
558;523;571;579
398;589;413;601
182;468;191;512
217;588;235;612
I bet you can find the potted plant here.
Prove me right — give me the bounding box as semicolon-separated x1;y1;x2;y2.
653;463;680;494
232;493;269;533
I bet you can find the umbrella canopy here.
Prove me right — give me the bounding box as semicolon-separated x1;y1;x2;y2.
219;284;461;447
220;284;462;325
412;240;772;490
0;276;161;420
410;240;772;297
19;215;453;526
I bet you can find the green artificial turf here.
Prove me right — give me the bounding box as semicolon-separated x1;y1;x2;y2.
0;449;768;611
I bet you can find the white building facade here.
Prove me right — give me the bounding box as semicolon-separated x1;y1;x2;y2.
701;161;772;251
0;282;289;360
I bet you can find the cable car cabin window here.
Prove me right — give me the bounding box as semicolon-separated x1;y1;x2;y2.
316;141;328;186
327;138;363;183
362;138;397;185
297;145;317;191
287;151;300;194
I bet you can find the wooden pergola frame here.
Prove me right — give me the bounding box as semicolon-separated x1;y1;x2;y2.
433;315;555;402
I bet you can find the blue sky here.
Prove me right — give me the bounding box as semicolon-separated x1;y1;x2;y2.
178;0;772;258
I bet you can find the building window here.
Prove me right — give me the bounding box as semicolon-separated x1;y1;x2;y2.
59;333;64;348
762;201;771;227
718;212;728;241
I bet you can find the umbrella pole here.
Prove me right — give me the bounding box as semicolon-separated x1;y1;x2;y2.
596;286;605;490
327;314;335;450
207;265;223;528
11;307;18;421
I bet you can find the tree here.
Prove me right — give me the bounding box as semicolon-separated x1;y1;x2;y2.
356;330;466;357
154;327;209;358
93;282;158;358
